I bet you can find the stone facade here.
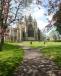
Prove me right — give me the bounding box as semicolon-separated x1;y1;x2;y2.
6;15;40;42
16;15;39;41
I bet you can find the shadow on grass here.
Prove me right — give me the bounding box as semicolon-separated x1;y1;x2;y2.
3;43;21;51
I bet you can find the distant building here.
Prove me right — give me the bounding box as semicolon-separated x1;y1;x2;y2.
6;15;41;42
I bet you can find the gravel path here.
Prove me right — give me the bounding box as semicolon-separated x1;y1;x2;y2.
13;46;61;76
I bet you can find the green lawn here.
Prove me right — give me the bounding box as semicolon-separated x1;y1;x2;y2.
42;42;61;68
4;41;61;68
8;41;44;48
0;43;24;76
25;41;61;68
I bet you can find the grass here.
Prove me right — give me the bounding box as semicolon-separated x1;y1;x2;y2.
13;41;61;68
0;43;24;76
4;41;61;68
42;42;61;68
24;41;61;68
8;41;45;48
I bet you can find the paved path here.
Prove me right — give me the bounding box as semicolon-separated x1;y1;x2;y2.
14;46;61;76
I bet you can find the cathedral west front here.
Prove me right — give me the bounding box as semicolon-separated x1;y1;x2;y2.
16;15;39;41
6;15;41;42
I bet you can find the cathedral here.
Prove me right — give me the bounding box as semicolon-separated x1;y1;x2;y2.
6;15;41;42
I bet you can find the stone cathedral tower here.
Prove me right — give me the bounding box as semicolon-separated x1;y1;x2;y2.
16;15;38;41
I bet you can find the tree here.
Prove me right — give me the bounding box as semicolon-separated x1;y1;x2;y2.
53;3;61;34
48;0;61;34
0;0;7;51
0;0;32;51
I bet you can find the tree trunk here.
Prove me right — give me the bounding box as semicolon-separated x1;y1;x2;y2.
0;0;4;51
0;35;4;51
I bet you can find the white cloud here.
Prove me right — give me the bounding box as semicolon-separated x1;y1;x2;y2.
37;20;48;30
32;8;45;18
48;14;53;20
22;0;49;30
31;5;48;30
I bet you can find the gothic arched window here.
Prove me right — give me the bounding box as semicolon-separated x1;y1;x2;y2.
22;31;25;41
28;25;34;37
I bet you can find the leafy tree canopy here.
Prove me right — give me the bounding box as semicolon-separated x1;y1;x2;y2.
53;2;61;34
